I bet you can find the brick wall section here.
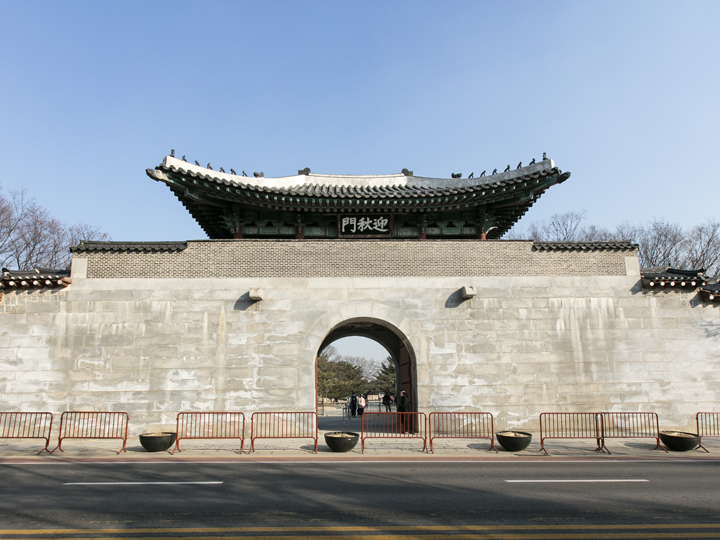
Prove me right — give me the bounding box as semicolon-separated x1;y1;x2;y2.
82;240;633;278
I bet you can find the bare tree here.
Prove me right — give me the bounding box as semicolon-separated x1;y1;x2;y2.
622;219;686;269
0;186;109;270
342;355;383;380
685;220;720;273
579;223;617;242
507;211;720;275
527;211;588;241
317;344;383;380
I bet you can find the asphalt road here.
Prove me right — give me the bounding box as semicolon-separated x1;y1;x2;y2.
1;461;719;538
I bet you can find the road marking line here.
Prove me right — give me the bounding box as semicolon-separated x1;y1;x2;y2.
505;479;649;483
63;481;223;485
2;525;720;534
3;532;720;540
5;458;720;465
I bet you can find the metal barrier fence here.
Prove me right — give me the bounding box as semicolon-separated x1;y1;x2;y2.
0;412;54;454
361;412;428;453
428;412;497;453
697;412;720;452
364;400;385;413
600;412;664;454
250;412;318;453
173;412;245;454
51;411;129;454
539;412;603;455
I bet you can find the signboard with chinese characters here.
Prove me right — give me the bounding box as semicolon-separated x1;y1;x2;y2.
337;214;393;238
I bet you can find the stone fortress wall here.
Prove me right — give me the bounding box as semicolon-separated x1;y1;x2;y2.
1;240;718;436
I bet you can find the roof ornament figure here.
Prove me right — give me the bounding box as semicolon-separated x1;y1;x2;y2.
242;171;247;176
298;167;311;175
195;160;200;166
468;172;474;179
543;152;547;161
219;167;225;173
401;168;413;176
230;169;236;175
480;171;486;177
207;163;213;170
529;158;536;165
504;165;510;172
182;155;187;162
516;162;522;169
253;172;264;178
451;173;462;179
492;169;497;175
170;149;175;157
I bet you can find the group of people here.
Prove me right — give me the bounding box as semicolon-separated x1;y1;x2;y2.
348;390;409;418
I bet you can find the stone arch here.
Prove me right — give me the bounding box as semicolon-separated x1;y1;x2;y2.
304;302;428;412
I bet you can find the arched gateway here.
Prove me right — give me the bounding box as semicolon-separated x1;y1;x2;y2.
311;306;423;412
1;154;718;436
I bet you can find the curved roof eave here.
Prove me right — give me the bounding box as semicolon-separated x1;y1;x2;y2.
146;155;571;240
156;155;559;190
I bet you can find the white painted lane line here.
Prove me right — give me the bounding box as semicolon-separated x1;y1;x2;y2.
8;458;720;465
506;479;648;483
64;481;223;485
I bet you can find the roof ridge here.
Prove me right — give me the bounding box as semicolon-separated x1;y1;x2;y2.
70;241;189;253
532;241;638;252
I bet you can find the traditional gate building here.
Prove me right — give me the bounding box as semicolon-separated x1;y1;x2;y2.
1;155;718;435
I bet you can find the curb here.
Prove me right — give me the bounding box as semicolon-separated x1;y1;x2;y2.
1;453;718;464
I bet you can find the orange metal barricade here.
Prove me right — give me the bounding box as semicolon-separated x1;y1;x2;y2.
428;412;497;453
0;412;53;454
250;412;318;453
599;412;664;454
539;412;603;455
697;412;720;453
361;412;427;453
51;411;129;454
173;412;245;454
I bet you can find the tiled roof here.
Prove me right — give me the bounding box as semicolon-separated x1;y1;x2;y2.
147;156;571;240
641;267;706;280
1;267;71;289
150;162;566;198
700;282;720;302
532;241;638;252
70;241;188;253
640;267;708;290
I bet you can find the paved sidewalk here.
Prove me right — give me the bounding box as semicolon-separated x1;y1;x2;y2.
1;406;718;462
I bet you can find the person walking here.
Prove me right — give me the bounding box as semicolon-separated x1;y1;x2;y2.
382;393;392;412
349;392;358;418
357;394;366;416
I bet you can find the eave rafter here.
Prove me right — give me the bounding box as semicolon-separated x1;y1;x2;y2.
160;171;564;212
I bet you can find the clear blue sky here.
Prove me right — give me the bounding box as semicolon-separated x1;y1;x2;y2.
2;1;718;361
1;1;718;241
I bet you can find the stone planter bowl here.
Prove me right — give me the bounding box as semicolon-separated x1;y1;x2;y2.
324;432;359;452
139;432;177;452
496;431;533;452
659;431;700;452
